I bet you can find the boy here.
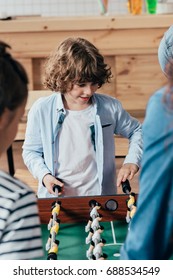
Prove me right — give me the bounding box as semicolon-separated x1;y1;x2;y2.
23;37;143;198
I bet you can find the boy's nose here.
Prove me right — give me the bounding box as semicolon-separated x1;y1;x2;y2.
84;85;93;95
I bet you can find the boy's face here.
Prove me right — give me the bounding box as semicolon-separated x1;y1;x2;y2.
64;82;98;110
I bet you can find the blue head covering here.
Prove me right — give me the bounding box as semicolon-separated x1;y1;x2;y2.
158;25;173;77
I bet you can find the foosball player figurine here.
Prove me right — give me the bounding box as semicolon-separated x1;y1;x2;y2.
51;218;60;234
85;217;93;232
91;214;103;232
46;234;52;251
47;239;60;260
98;253;108;260
93;238;106;260
51;200;61;228
48;217;60;232
122;179;131;194
92;252;108;260
48;213;61;230
50;218;61;246
46;218;61;250
85;200;102;232
92;225;104;245
48;215;53;230
86;241;95;260
85;228;94;244
89;200;102;220
126;192;137;224
51;200;62;216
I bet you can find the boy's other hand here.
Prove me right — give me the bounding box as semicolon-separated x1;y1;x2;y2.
116;163;139;188
43;174;64;195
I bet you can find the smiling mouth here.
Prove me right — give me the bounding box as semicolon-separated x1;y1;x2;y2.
80;96;90;101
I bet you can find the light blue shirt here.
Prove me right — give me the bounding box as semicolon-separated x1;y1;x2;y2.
22;92;142;197
120;88;173;260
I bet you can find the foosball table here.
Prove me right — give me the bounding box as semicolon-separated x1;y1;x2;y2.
37;191;133;260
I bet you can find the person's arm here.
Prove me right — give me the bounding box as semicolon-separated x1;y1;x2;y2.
120;92;173;260
115;101;143;186
116;102;143;166
22;102;51;182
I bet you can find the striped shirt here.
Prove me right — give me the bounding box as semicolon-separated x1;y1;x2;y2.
0;170;43;260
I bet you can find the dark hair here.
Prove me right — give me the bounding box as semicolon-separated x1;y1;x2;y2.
0;41;28;116
43;37;112;93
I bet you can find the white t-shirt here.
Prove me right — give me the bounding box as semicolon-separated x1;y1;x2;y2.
56;105;100;196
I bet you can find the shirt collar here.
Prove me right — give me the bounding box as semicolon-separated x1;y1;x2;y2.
55;92;66;113
92;94;98;113
55;92;98;114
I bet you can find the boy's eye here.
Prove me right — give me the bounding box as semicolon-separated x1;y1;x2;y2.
92;83;99;86
77;83;86;87
77;83;98;87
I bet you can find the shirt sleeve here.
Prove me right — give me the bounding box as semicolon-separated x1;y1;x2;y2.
22;102;51;182
115;101;143;167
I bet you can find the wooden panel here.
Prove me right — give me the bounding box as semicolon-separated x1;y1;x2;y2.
0;15;172;33
16;123;26;141
37;195;130;224
17;58;33;90
116;54;167;110
33;58;46;89
0;28;166;58
0;15;170;104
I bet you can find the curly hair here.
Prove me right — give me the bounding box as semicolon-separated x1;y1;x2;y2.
0;41;28;116
43;37;112;93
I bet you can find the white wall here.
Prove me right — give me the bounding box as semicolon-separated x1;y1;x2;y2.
0;0;128;17
0;0;169;18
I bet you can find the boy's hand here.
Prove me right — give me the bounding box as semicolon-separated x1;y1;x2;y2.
116;163;139;188
43;174;64;196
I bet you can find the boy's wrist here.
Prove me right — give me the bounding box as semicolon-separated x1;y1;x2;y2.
42;173;51;187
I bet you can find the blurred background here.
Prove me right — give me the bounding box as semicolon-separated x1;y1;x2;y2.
0;0;173;18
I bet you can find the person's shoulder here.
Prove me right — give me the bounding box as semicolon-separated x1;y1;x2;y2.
146;87;166;112
32;92;58;108
149;87;165;103
94;93;120;105
95;92;117;101
144;87;169;130
0;170;36;201
28;92;61;116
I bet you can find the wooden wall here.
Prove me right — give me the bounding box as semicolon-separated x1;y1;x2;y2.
0;14;172;117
